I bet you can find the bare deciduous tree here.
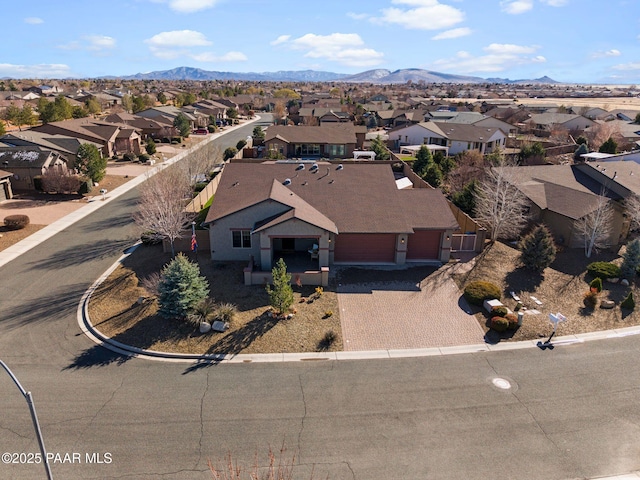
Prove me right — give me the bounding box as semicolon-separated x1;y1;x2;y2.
584;121;621;151
475;164;530;241
625;194;640;232
177;141;221;187
576;194;614;258
133;166;195;256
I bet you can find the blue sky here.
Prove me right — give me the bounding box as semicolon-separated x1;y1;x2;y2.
3;0;640;83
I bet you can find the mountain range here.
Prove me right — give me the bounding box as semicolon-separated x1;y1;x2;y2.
118;67;559;85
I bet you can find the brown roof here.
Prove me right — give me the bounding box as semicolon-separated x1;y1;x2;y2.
264;124;357;145
206;162;458;234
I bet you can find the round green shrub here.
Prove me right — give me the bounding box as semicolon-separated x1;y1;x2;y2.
4;214;30;230
505;313;519;330
491;305;509;317
490;316;509;332
138;153;150;162
587;262;621;280
589;277;603;293
463;281;502;306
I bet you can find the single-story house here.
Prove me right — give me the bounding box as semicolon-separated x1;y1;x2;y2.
264;124;359;159
502;162;640;248
389;122;507;155
0;131;102;168
203;162;459;285
31;118;142;158
0;147;68;190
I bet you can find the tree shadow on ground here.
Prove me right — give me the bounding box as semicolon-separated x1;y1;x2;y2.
550;248;619;277
182;312;281;374
504;267;544;295
27;239;135;270
64;345;131;369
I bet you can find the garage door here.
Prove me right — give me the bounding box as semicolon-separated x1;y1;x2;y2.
334;234;396;263
406;230;441;260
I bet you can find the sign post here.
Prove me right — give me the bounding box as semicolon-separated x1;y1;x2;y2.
538;312;567;349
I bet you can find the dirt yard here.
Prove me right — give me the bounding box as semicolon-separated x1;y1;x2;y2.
452;241;640;343
88;244;343;355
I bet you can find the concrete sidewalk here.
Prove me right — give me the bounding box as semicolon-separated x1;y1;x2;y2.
0;118;257;269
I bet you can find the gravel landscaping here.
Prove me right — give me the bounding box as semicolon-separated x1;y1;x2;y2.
88;243;343;355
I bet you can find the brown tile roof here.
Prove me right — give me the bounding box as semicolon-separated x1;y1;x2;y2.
206;162;458;234
264;124;357;145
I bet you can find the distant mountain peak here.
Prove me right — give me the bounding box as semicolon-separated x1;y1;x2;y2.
110;66;558;85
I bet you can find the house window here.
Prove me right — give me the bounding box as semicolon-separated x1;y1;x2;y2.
298;144;320;155
232;230;251;248
327;144;345;156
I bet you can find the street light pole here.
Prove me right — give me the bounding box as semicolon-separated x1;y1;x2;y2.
0;360;53;480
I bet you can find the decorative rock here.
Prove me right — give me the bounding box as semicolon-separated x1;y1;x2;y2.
600;300;615;309
136;296;146;305
621;279;630;287
608;278;619;284
199;322;212;333
212;321;229;332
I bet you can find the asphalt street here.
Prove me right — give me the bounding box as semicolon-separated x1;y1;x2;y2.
1;119;640;479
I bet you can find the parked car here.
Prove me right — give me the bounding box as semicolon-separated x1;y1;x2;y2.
193;128;208;135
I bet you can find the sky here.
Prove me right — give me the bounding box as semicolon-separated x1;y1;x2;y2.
2;0;640;84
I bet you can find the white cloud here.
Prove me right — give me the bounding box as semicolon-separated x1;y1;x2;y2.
286;33;384;67
500;0;533;14
145;30;213;59
270;35;291;46
347;12;369;20
190;51;247;62
151;0;219;13
85;35;116;51
591;49;621;58
612;62;640;71
0;63;71;78
145;30;212;48
24;17;44;24
373;0;465;30
432;27;471;40
540;0;568;5
431;43;546;73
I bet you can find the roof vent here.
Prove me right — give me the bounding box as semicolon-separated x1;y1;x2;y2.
283;178;292;186
336;164;343;170
310;163;318;172
296;163;305;171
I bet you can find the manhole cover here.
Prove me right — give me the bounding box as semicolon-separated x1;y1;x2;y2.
492;377;511;390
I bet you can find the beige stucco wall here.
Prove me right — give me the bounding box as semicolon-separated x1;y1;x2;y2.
208;200;289;262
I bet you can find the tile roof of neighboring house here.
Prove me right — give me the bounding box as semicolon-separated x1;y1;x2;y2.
502;164;619;220
579;161;640;195
264;124;357;145
432;122;505;142
32;118;137;143
528;112;589;125
0;147;61;169
0;131;101;157
206;162;458;234
431;112;486;124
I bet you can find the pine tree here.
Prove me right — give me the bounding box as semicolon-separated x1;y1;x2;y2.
412;145;433;177
519;224;557;271
266;258;294;315
621;292;635;310
157;253;209;319
621;238;640;280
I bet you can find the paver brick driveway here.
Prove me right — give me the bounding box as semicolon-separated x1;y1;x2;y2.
337;265;485;351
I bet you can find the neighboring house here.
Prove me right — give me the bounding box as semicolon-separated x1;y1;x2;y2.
0;130;102;168
0;147;68;190
425;111;517;137
103;112;165;140
204;162;459;285
526;113;595;133
0;169;13;201
389;122;507;155
136;106;198;130
31;118;142;157
29;85;63;96
264;124;359;159
503;162;640;248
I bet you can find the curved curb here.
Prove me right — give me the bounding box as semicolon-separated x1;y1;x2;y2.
77;247;640;364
